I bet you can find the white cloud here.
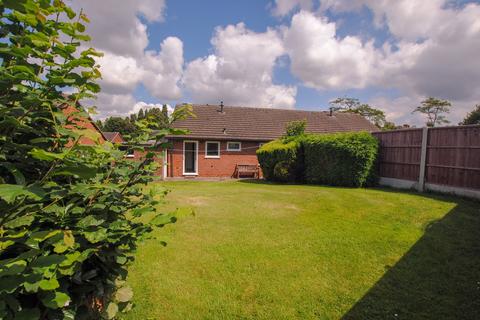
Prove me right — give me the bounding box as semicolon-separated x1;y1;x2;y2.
183;23;297;108
142;37;184;100
279;1;480;125
271;0;313;16
69;0;184;117
92;93;138;119
284;11;380;90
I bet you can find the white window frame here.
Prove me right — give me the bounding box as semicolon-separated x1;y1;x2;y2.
227;141;242;152
125;149;135;158
183;140;199;176
205;141;221;158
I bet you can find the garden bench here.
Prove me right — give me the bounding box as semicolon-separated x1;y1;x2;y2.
235;164;259;179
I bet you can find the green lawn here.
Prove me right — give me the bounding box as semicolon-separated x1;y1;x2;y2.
123;181;480;320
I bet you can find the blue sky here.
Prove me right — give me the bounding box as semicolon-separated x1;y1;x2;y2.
138;0;396;109
74;0;480;125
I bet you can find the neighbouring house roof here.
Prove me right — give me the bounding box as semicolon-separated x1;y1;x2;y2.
60;104;107;145
102;131;124;143
169;104;379;141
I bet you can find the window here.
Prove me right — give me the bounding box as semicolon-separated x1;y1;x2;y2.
205;141;220;158
258;143;265;148
125;149;135;158
227;142;241;151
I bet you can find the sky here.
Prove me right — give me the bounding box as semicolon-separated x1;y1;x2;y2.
69;0;480;126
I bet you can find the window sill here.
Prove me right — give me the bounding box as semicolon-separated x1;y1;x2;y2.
205;156;220;159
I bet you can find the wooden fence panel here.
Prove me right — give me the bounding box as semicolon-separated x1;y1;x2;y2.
374;125;480;191
373;129;423;182
426;126;480;189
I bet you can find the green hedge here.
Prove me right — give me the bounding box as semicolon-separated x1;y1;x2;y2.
257;132;378;187
303;132;378;187
256;138;304;182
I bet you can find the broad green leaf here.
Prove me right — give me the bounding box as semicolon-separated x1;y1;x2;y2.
31;254;65;269
74;128;101;143
40;291;70;309
0;260;27;277
30;149;66;161
150;214;177;227
4;215;34;228
30;230;61;242
0;184;42;203
0;241;14;250
83;229;108;243
53;231;75;253
115;286;133;303
59;251;82;268
53;164;96;179
116;255;127;265
78;215;104;228
23;274;42;293
39;278;59;291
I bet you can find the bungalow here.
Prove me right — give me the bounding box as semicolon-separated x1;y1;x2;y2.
164;104;378;178
103;131;125;144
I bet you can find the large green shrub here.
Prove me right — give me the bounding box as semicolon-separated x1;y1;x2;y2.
256;138;304;182
303;132;378;187
0;1;190;319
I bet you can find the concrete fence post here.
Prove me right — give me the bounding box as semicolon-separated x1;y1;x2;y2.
417;127;429;192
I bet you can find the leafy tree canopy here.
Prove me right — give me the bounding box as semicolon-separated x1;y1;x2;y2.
0;1;191;318
284;119;307;138
329;97;388;128
412;97;451;127
461;104;480;125
100;105;170;138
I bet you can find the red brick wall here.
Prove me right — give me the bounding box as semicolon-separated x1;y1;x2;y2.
167;139;263;178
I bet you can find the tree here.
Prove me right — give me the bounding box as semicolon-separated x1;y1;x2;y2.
0;1;188;318
329;97;387;127
382;121;397;131
284;120;307;138
412;97;451;127
99;106;172;139
103;116;137;135
329;97;361;112
461;104;480;125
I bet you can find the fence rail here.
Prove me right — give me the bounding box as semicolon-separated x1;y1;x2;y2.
373;125;480;199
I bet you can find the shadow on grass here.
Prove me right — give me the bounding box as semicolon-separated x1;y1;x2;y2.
342;199;480;319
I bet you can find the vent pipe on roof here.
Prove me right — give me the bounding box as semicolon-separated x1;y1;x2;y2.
329;107;333;116
220;101;224;113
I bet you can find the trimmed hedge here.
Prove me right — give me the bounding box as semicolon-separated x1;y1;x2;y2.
303;132;378;187
256;138;304;182
256;132;378;187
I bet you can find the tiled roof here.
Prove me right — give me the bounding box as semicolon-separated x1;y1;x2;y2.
169;104;379;141
102;131;120;141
